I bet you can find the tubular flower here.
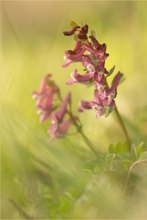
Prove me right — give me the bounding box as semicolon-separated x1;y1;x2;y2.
63;22;124;117
66;69;94;85
32;74;59;122
33;77;74;139
63;25;80;36
62;40;85;67
48;93;73;139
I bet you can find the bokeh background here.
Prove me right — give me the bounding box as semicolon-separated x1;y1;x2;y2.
1;1;147;219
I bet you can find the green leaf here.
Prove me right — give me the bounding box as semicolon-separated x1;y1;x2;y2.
107;65;115;76
131;144;138;161
59;196;73;215
73;34;78;41
119;74;125;84
115;142;128;155
121;159;131;169
84;157;103;172
108;144;115;153
69;20;78;27
139;151;147;159
91;30;96;37
136;141;144;158
104;106;111;117
130;142;145;160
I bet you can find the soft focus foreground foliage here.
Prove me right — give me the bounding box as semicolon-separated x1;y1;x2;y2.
1;1;147;219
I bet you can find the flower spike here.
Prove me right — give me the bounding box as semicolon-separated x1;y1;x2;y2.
63;22;124;118
33;76;74;139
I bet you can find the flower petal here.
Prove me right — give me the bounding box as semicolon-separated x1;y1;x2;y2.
56;93;71;121
65;48;85;62
62;58;73;68
108;72;123;94
79;100;92;112
59;119;72;135
39;112;50;123
33;74;58;122
63;26;80;36
67;69;94;85
48;119;72;139
90;35;101;50
78;24;88;40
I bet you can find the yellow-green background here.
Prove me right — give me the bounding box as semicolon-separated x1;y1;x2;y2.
1;1;147;218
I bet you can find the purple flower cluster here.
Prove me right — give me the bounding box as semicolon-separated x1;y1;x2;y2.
33;74;73;139
33;22;124;140
63;23;123;117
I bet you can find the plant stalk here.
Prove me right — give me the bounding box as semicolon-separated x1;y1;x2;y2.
114;104;131;152
58;94;98;156
68;111;98;157
78;128;99;157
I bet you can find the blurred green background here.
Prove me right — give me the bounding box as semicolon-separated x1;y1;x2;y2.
1;1;147;219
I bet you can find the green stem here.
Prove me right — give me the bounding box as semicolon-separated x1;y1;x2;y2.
78;128;99;157
68;111;98;157
114;104;131;152
59;94;98;157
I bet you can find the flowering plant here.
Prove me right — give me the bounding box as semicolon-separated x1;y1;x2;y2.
31;22;147;219
63;22;123;118
33;22;132;155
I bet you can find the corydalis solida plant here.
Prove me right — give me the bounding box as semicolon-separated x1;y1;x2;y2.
33;74;74;139
63;22;131;150
33;22;131;154
33;74;98;155
63;22;123;118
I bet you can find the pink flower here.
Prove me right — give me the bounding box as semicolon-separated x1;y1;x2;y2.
90;35;107;52
82;43;109;63
79;99;106;118
33;75;74;139
56;92;71;121
78;24;89;40
63;24;88;40
62;41;85;68
49;117;72;139
63;25;109;87
63;25;80;36
32;74;59;122
82;55;95;72
65;48;85;62
66;69;94;85
106;72;123;95
48;93;73;139
63;22;124;118
79;72;123;118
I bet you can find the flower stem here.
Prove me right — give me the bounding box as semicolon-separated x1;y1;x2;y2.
59;94;98;157
78;128;99;157
114;104;131;152
68;111;98;157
